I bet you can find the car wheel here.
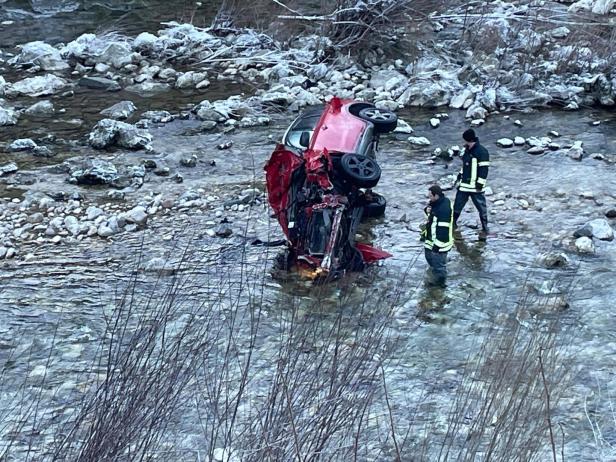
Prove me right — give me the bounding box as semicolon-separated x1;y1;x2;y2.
358;107;398;134
339;153;381;188
362;193;386;219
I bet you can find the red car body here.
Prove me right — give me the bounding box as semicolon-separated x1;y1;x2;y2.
265;97;397;278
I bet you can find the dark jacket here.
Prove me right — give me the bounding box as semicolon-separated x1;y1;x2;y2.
457;139;490;193
421;195;453;252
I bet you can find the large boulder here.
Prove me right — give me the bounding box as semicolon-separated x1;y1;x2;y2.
9;41;69;71
369;70;408;92
6;74;68;97
399;69;462;107
88;119;152;150
96;42;133;68
69;159;119;185
60;33;99;59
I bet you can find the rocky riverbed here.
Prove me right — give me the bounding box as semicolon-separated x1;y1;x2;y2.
1;0;615;460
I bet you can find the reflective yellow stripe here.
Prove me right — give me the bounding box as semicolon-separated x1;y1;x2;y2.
470;158;477;187
477;178;487;185
478;161;490;166
424;241;433;250
433;238;450;247
431;218;437;243
436;243;453;252
437;222;451;228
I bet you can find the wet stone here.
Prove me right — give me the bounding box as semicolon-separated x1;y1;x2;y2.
78;76;121;91
497;138;514;148
153;167;170;176
606;209;616;219
575;236;595;254
527;146;545;155
215;225;233;238
142;159;157;169
538;251;570;268
33;146;54;157
9;138;38;152
0;163;18;176
180;155;197;168
100;101;137;120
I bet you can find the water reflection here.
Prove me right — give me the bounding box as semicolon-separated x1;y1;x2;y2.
454;234;487;271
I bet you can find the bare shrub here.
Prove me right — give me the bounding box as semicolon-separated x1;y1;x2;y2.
430;286;574;461
212;0;447;60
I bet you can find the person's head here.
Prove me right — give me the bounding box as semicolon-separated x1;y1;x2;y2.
428;184;443;203
463;128;478;148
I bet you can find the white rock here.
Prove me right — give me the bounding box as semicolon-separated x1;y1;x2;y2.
176;71;208;89
0;104;19;126
64;216;80;236
567;141;584;160
7;74;67;97
575;236;595;253
497;138;514;148
514;136;526;145
393;118;413;134
25;100;55;116
10;41;68;71
429;118;440;128
86;206;104;221
94;62;110;73
450;87;474;109
97;225;116;237
466;102;487;120
408;136;431;146
124;206;148;226
587;218;614;240
550;27;571;39
527;146;545;155
470;119;485;126
9;138;38;151
568;0;615;15
133;32;159;50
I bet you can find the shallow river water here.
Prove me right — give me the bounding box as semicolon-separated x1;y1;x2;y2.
1;1;616;461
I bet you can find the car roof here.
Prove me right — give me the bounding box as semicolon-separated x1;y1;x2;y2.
309;100;367;154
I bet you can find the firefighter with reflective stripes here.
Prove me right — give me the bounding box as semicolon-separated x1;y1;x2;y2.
453;128;490;240
420;185;454;287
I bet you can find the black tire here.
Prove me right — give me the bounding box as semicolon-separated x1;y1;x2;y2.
362;193;386;219
339;153;381;188
358;107;398;134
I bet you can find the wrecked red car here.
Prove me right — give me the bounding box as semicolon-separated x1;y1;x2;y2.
265;97;398;278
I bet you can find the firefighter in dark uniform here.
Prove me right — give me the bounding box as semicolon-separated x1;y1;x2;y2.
421;185;454;287
454;129;490;240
